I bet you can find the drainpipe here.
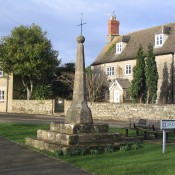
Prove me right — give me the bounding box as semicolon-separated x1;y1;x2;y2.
6;74;9;113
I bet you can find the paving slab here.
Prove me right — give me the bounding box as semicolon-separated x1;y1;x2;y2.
0;137;93;175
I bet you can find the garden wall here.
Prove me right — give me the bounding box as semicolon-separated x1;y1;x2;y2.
11;100;175;123
64;100;175;123
12;100;54;115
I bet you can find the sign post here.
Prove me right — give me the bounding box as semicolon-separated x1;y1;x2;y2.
161;120;175;154
162;130;166;154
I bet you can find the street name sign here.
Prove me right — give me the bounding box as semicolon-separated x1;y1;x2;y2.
161;120;175;154
161;120;175;130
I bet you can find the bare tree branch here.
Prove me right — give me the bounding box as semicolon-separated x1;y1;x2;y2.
58;72;74;90
57;69;108;102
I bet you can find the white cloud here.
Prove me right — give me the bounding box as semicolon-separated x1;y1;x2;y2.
33;0;112;18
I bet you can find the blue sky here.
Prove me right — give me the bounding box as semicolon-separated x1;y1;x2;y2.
0;0;175;67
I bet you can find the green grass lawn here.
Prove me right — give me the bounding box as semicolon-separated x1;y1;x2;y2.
0;123;49;144
0;123;175;175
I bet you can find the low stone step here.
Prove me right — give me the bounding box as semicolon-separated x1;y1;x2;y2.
37;130;79;145
26;137;123;155
37;129;121;145
26;137;59;152
50;122;109;134
78;132;121;144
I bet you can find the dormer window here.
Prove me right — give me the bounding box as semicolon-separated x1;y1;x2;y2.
116;42;122;53
0;71;3;77
154;26;171;48
155;34;163;47
116;42;127;54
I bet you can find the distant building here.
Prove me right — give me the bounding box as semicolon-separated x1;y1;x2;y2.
91;13;175;103
0;69;13;112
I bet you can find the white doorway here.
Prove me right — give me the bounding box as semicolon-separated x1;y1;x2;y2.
114;90;120;103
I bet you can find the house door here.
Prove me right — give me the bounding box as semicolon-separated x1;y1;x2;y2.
114;90;120;103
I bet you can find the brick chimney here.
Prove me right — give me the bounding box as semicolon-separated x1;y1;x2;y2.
107;13;120;42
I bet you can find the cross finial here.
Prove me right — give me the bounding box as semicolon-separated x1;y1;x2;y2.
77;13;86;35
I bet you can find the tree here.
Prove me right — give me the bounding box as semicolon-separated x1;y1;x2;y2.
0;24;60;99
86;66;108;102
54;64;108;102
145;44;158;103
53;63;75;99
32;84;53;100
130;45;146;103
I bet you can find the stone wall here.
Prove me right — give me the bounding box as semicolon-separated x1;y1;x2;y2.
12;100;54;115
64;100;175;123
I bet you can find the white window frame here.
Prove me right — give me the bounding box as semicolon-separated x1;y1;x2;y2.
0;90;5;102
106;66;115;76
116;42;122;53
0;71;3;77
125;64;132;75
155;34;163;47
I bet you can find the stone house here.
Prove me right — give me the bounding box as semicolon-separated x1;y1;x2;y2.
0;69;13;112
91;14;175;104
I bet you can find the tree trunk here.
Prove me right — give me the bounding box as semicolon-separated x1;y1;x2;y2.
147;90;150;104
26;87;31;100
30;79;34;99
22;76;33;100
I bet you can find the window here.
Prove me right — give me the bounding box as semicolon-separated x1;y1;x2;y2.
116;42;127;54
0;71;3;77
125;65;132;75
155;34;163;47
116;42;122;53
0;90;4;102
106;67;114;76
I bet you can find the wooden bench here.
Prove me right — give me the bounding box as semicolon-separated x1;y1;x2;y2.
123;119;175;140
122;123;132;137
123;119;149;137
148;125;175;139
142;125;175;140
134;119;149;129
133;119;149;138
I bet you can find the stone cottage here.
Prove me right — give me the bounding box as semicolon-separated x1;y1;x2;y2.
0;69;13;112
91;13;175;104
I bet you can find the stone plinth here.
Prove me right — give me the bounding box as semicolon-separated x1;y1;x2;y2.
66;102;93;124
26;122;121;154
50;122;109;134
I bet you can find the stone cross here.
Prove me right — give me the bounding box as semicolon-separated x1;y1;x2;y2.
65;35;93;124
77;13;86;35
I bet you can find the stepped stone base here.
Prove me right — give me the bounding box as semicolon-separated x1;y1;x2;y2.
50;122;109;134
26;122;121;155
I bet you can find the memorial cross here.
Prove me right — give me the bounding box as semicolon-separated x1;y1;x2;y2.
77;13;86;35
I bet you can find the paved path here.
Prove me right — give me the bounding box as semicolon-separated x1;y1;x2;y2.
0;113;65;124
0;112;128;127
0;137;93;175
